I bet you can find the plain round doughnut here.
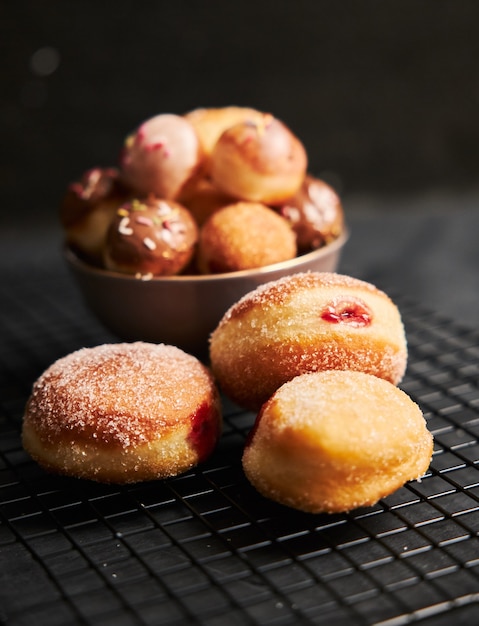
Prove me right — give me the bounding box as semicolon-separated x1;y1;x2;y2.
210;272;407;410
22;342;222;483
197;201;297;273
242;370;433;513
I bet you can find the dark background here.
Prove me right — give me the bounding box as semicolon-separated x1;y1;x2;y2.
2;0;479;222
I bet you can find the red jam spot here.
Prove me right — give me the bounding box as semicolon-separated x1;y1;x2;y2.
187;401;220;462
320;296;372;327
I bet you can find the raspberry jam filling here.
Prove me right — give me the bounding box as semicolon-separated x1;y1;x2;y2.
321;296;372;327
187;401;220;462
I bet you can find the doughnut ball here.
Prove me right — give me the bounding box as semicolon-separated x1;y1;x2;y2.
210;115;307;205
22;342;222;483
104;197;198;277
176;175;235;226
277;175;345;253
184;106;265;166
60;167;129;264
210;272;407;410
119;113;202;199
197;202;297;274
242;370;433;514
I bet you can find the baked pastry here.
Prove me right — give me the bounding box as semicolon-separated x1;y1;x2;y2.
103;196;198;277
210;115;307;204
210;272;407;410
242;370;433;513
184;106;264;167
197;201;297;273
176;175;234;226
60;167;129;264
277;175;344;253
119;113;202;199
22;342;222;483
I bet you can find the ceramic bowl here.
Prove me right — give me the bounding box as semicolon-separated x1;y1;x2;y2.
65;230;348;359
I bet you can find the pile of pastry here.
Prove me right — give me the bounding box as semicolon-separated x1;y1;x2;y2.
23;271;433;514
60;107;344;277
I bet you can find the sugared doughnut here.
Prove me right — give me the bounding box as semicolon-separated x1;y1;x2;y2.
242;370;433;514
60;167;129;264
277;175;345;253
103;196;198;277
197;202;297;274
210;115;307;205
119;113;203;199
184;106;265;166
210;272;407;410
22;342;222;483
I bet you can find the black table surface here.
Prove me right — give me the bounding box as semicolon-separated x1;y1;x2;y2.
1;194;479;625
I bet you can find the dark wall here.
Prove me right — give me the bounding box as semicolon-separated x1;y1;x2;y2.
2;0;479;217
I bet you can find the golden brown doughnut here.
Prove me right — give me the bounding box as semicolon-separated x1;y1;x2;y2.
60;167;129;264
184;106;264;167
103;197;199;277
242;370;433;514
210;115;307;205
276;175;345;253
197;202;297;274
119;113;203;199
209;272;407;410
22;342;222;483
176;175;235;226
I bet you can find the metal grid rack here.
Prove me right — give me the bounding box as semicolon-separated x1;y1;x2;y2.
1;270;479;626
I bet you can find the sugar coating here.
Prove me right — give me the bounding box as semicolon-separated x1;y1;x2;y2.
210;272;408;410
217;272;383;326
198;202;297;273
267;370;423;441
24;342;217;449
243;370;434;513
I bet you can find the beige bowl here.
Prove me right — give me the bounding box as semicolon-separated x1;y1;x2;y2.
65;230;348;359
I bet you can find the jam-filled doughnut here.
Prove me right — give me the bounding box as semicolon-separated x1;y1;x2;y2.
119;113;203;199
103;196;198;277
210;272;407;410
210;115;307;205
277;175;345;253
22;342;222;483
242;370;433;514
60;167;129;264
197;202;297;274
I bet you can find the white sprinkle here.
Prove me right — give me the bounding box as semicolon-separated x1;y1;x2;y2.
118;217;133;235
157;201;172;216
143;237;157;250
160;229;173;244
135;272;154;281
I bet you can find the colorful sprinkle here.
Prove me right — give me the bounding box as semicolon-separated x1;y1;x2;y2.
131;199;147;212
135;216;153;226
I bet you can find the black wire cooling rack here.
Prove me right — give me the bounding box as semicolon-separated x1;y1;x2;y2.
1;269;479;626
